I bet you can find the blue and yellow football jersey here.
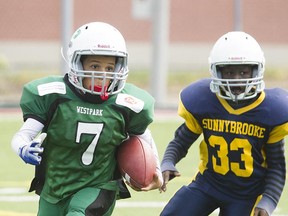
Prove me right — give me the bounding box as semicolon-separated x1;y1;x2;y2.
178;78;288;198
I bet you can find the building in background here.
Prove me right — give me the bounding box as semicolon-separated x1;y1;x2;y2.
1;0;288;70
0;0;287;106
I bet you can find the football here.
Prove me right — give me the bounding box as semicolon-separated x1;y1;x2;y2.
117;136;156;189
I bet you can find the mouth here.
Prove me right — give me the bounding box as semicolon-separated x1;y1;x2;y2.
90;85;102;92
230;87;244;95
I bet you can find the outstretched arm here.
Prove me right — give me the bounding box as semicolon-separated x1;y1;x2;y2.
161;123;200;192
254;139;286;216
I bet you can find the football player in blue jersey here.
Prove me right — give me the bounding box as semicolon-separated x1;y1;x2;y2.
11;22;163;216
160;31;288;216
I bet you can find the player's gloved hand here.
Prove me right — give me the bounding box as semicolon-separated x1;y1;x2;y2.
19;133;47;165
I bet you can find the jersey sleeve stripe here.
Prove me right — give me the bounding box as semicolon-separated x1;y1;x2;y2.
267;122;288;143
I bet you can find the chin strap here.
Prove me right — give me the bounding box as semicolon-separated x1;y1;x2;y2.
100;86;108;100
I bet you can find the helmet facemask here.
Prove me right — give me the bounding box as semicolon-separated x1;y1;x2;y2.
209;31;265;102
210;63;265;102
66;22;129;101
69;52;128;100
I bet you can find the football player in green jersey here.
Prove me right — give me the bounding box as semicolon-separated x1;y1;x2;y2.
11;22;163;216
160;32;288;216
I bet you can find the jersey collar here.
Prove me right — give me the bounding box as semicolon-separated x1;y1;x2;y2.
217;91;265;115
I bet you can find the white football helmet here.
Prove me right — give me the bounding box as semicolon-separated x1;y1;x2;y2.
66;22;129;100
209;31;265;101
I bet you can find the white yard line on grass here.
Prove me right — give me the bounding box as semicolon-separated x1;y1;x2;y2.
1;187;287;216
0;194;287;216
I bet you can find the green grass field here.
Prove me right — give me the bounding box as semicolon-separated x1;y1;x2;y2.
1;110;288;216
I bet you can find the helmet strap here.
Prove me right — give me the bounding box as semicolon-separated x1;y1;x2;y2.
100;86;109;100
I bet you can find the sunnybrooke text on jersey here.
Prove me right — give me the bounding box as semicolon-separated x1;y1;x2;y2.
202;118;265;138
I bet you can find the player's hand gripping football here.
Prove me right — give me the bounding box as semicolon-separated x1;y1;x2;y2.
160;170;181;192
19;133;47;165
126;171;163;192
141;171;163;191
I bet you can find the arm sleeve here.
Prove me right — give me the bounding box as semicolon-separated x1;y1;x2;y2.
136;129;163;186
161;123;200;173
11;118;44;154
256;139;286;215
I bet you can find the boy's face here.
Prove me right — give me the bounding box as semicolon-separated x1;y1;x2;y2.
81;55;116;91
220;65;253;96
220;65;253;79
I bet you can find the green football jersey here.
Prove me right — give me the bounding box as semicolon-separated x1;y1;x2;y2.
20;75;154;204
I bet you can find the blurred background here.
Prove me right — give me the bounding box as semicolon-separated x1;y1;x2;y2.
1;1;288;215
0;0;288;108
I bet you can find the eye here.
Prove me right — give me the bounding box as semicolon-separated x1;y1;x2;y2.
222;70;234;76
240;70;252;77
91;64;101;70
106;66;115;72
